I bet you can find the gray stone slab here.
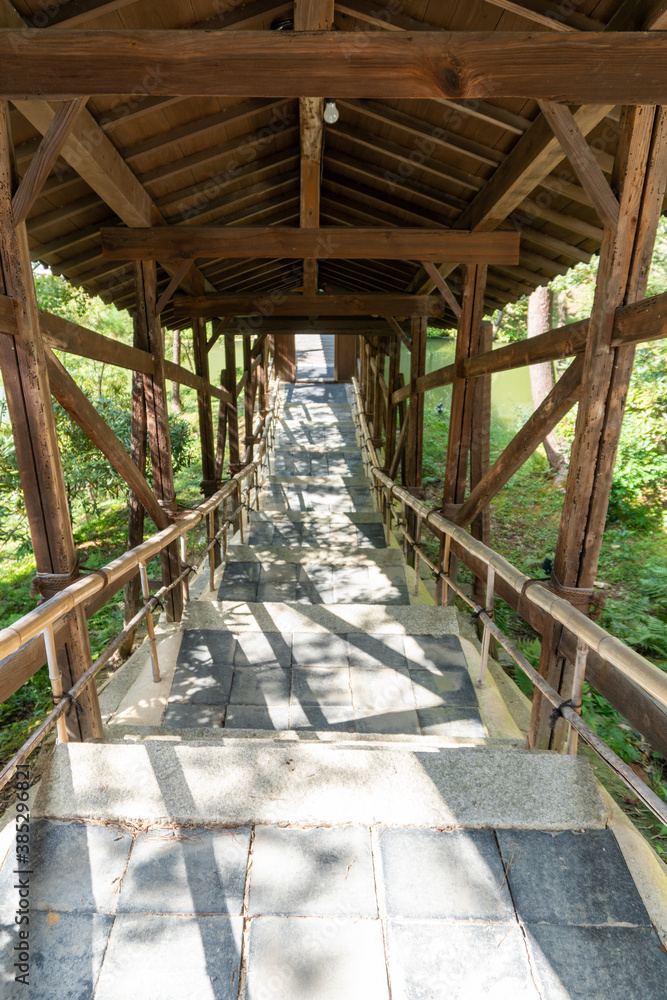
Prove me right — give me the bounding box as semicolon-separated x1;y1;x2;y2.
119;827;250;914
94;913;243;1000
387;921;539;1000
354;709;421;735
333;566;371;603
289;704;356;732
178;629;237;667
233;631;292;668
297;565;335;603
249;826;377;917
35;744;608;830
349;666;415;711
347;634;407;670
410;667;478;709
292;667;352;707
524;924;667;1000
292;633;348;666
381;828;514;920
229;664;290;707
218;562;260;601
496;829;652;927
246;916;389;1000
418;707;487;738
403;634;469;671
225;705;290;730
368;565;409;604
163;703;224;728
0;911;113;1000
169;661;234;704
0;819;132;914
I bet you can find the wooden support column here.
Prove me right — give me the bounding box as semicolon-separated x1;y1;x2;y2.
0;102;101;740
134;260;183;622
192;315;220;565
530;105;667;750
121;367;147;657
441;266;487;598
243;334;256;463
225;330;242;474
469;321;493;608
384;331;401;470
405;316;427;565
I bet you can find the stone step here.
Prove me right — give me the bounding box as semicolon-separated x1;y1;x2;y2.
33;741;608;831
216;559;409;605
267;474;370;487
243;510;383;523
230;521;387;549
225;545;401;565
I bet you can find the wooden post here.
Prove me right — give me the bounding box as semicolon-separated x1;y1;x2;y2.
470;320;493;611
243;334;255;463
192;315;220;565
529;105;667;751
0;102;102;740
384;332;401;470
441;265;487;598
120;366;147;657
405;315;427;565
134;260;183;622
225;330;242;474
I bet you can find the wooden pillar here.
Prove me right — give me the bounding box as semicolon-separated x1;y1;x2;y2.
192;315;220;565
529;106;667;750
120;367;147;657
0;102;102;739
243;334;255;463
384;332;401;470
225;330;242;474
273;334;296;381
470;321;493;609
405;316;427;564
134;260;183;622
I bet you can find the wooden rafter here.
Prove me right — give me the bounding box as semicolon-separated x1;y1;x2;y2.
25;0;140;27
1;31;667;103
101;227;521;264
538;102;621;231
481;0;604;31
420;262;462;319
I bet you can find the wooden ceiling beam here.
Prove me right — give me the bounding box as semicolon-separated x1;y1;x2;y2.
607;0;667;31
25;0;140;28
100;227;521;264
1;31;667;103
481;0;605;32
173;292;446;319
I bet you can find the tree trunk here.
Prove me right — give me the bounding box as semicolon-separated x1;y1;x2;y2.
527;285;568;476
171;328;182;413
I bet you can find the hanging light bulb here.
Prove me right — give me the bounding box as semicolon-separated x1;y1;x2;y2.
323;99;340;125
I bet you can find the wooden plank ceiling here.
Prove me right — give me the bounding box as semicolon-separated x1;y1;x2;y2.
5;0;662;329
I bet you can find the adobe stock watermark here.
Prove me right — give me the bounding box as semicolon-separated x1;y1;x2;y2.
12;765;32;987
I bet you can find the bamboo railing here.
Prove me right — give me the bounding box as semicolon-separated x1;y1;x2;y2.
0;376;281;790
351;377;667;827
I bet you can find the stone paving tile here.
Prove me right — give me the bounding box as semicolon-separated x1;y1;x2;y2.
119;827;250;914
402;634;469;672
289;704;356;730
292;632;348;666
178;629;237;667
291;665;353;707
368;566;409;605
94;913;243;1000
347;633;407;670
163;703;225;728
169;661;234;704
333;566;371;603
496;829;652;926
0;911;113;1000
228;664;291;707
349;666;415;711
0;819;132;913
387;921;539;1000
233;631;292;668
418;707;487;738
256;564;299;602
218;563;260;601
380;829;514;920
249;826;377;917
296;565;335;604
410;667;478;709
354;708;421;735
246;916;389;1000
524;924;667;1000
225;705;290;730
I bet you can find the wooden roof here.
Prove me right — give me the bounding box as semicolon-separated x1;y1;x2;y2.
5;0;663;329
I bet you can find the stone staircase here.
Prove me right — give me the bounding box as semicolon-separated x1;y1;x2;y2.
2;379;666;999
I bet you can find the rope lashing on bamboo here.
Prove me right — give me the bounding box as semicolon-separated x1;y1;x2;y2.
31;557;81;601
549;569;606;621
549;698;582;730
